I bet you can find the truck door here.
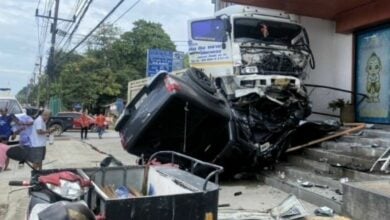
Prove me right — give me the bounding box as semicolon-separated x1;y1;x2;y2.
188;18;233;77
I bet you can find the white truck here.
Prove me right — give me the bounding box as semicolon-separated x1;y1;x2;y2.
188;5;314;101
129;5;314;103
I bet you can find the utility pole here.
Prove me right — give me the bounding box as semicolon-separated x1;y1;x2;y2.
36;0;74;106
47;0;60;83
36;56;42;107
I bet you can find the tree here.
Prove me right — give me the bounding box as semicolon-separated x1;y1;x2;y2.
111;20;176;77
58;57;121;109
17;20;177;110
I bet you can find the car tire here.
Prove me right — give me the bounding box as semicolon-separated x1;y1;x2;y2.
185;68;216;94
49;124;63;136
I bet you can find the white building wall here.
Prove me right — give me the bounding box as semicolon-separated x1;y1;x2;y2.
300;16;354;119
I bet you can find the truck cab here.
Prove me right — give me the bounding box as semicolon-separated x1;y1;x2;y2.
188;5;314;99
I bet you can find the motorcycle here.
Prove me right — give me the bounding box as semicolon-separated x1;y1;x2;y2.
7;146;116;220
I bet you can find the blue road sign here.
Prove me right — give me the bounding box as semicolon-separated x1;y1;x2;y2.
146;49;184;77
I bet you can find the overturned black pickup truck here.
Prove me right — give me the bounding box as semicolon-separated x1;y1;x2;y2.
115;68;337;176
115;7;339;176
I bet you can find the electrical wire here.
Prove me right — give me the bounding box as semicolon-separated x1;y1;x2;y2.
111;0;142;24
59;0;93;52
55;0;85;49
61;0;126;59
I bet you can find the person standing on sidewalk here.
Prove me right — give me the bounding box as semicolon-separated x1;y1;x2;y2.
0;108;19;142
0;136;10;171
13;114;34;167
80;111;90;140
29;110;51;170
96;113;106;139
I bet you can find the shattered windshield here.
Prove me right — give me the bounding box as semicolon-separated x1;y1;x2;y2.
234;18;305;46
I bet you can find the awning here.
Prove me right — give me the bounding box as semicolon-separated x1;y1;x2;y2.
223;0;390;33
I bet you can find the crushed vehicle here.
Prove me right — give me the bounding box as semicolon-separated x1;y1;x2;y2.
115;6;332;176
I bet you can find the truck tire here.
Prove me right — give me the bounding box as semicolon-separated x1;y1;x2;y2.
185;68;216;94
49;124;63;136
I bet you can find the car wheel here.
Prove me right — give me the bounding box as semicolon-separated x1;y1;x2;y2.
186;68;216;94
49;124;63;136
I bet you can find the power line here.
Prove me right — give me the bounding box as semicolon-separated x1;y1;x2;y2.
112;0;142;24
62;0;126;58
59;0;93;52
55;0;85;48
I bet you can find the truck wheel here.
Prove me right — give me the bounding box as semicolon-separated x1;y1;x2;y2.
186;68;216;94
49;124;63;136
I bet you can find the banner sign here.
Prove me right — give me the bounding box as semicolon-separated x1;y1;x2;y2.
355;25;390;123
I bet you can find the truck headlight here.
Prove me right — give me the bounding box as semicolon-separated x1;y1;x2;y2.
241;66;258;75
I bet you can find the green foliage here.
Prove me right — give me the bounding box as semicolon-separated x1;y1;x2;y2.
111;20;176;75
18;19;177;110
328;98;351;112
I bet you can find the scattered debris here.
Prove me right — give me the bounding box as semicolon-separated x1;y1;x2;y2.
319;158;328;163
339;178;349;184
234;191;243;196
270;194;308;220
314;206;334;217
371;143;379;148
218;209;272;220
278;171;286;179
301;181;314;188
335;189;343;195
306;215;351;220
314;184;329;189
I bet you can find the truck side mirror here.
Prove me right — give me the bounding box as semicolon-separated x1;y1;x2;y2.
222;17;232;34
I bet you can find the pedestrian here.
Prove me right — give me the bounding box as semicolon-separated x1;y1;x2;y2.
13;114;34;167
29;110;51;170
0;135;10;172
0;108;19;142
80;111;90;140
96;113;106;139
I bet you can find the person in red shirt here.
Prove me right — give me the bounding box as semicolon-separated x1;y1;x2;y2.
95;113;106;139
79;111;90;140
0;135;10;171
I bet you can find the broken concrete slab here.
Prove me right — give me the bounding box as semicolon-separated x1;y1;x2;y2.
342;180;390;220
302;148;375;171
260;174;342;213
321;141;385;158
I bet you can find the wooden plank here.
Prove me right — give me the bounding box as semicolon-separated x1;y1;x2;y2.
286;123;366;153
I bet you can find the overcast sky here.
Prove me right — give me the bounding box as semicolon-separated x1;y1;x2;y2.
0;0;214;95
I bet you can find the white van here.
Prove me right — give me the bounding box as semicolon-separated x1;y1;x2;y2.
0;88;24;116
